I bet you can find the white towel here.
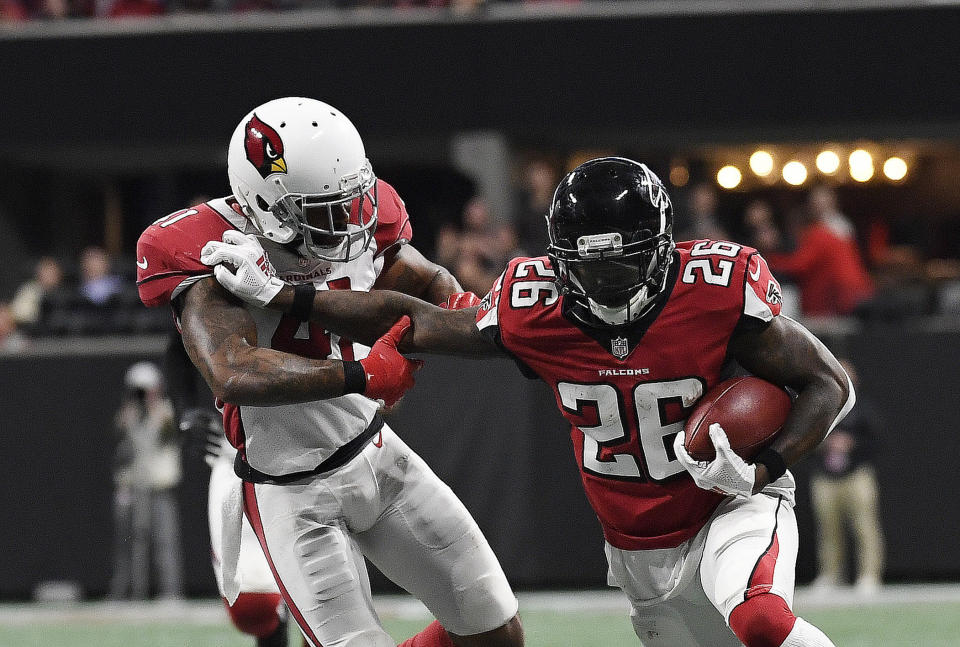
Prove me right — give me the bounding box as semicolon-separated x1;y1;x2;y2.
216;477;244;605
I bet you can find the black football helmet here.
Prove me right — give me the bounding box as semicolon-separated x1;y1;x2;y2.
546;157;675;326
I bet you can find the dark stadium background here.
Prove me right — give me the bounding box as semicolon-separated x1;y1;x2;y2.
1;2;959;600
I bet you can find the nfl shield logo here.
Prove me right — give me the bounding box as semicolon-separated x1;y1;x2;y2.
611;336;629;359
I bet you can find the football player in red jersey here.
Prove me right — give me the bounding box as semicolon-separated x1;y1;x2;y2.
136;97;522;647
206;157;854;647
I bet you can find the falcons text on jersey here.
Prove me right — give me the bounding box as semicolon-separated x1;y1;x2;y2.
476;240;782;550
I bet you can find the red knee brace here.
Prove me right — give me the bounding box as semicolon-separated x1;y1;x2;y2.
397;620;455;647
223;592;285;638
728;593;797;647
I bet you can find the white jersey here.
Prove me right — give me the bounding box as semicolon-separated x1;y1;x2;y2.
136;179;414;476
209;198;383;475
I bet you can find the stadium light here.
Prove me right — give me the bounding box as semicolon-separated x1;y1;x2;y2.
816;150;841;175
849;149;874;182
749;150;774;177
782;161;807;186
670;163;690;187
883;156;908;181
717;165;742;189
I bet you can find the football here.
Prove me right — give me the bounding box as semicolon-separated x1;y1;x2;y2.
683;376;792;462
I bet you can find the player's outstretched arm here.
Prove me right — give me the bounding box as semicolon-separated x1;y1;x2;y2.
728;315;854;492
179;277;418;406
200;231;498;356
298;288;499;358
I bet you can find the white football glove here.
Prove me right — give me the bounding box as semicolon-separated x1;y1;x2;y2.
200;230;285;308
673;423;756;498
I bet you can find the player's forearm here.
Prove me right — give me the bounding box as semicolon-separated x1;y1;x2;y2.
750;372;852;493
266;285;497;357
419;266;464;305
180;278;360;406
183;314;354;406
264;285;427;346
770;373;852;467
212;345;352;406
732;316;854;491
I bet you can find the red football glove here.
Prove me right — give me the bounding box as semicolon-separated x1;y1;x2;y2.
359;316;423;407
439;291;481;310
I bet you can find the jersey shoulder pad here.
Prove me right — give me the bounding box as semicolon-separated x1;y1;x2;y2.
476;256;560;341
743;249;782;322
675;239;782;322
475;256;553;380
370;179;412;256
136;202;241;307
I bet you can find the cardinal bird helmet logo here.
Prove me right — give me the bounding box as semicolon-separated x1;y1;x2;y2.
243;114;287;179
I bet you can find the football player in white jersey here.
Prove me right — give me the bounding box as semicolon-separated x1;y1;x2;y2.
137;97;522;647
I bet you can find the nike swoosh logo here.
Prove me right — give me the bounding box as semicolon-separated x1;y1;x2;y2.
372;431;383;448
748;260;761;281
136;257;149;270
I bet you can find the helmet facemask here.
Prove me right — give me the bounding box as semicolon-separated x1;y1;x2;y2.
550;230;674;326
266;161;378;263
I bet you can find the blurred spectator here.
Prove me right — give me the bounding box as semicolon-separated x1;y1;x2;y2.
0;302;28;352
105;0;163;16
433;222;462;271
742;199;782;253
109;361;184;600
9;256;64;328
765;185;874;317
26;247;166;337
514;156;560;255
675;181;729;242
742;199;801;319
79;246;124;306
443;197;519;294
860;244;934;320
810;359;885;595
0;0;29;19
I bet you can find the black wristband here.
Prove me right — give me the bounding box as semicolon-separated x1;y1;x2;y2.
290;283;316;321
342;361;367;395
754;447;788;482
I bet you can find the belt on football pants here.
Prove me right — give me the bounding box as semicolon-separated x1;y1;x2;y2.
233;413;384;485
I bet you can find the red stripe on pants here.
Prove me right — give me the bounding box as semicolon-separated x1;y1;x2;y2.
242;480;324;647
745;533;780;599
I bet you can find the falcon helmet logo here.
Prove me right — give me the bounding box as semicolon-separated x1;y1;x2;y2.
766;280;782;306
243;114;287;179
611;336;629;359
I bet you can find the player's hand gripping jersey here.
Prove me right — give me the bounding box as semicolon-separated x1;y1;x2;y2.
136;180;412;476
476;240;784;550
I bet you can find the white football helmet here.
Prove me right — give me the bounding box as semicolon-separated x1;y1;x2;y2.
227;97;378;262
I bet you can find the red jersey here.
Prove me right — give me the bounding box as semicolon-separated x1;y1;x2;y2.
765;221;873;316
475;240;783;550
136;178;412;309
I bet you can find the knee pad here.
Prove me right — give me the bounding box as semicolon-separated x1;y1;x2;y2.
728;593;797;647
224;592;285;638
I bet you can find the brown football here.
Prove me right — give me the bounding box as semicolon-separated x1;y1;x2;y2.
683;376;792;462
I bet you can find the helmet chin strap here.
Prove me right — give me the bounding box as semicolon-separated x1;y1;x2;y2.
587;286;655;326
584;251;673;326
